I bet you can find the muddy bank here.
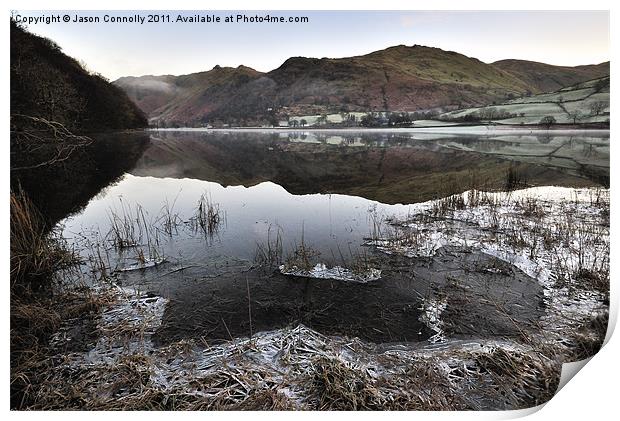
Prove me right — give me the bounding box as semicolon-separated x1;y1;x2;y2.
151;246;544;346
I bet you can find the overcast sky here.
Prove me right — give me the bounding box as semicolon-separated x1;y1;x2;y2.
14;10;610;81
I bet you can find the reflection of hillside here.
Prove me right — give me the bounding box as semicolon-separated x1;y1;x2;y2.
12;132;151;224
437;135;609;186
131;131;604;204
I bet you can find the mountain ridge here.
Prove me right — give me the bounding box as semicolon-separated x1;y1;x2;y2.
113;44;609;127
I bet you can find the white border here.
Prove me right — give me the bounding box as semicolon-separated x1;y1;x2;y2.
3;1;616;420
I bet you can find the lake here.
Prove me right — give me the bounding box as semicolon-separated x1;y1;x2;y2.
55;128;609;344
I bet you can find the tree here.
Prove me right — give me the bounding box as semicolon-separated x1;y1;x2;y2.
539;116;556;129
360;112;381;127
387;112;412;126
589;101;606;116
300;119;307;127
568;110;583;124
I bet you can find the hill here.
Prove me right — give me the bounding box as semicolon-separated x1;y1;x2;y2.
10;20;147;133
438;76;610;126
115;65;262;126
10;21;150;223
492;60;610;93
114;44;609;127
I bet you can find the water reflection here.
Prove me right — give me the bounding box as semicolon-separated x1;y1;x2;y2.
55;128;608;343
131;130;608;205
11;131;150;225
59;128;609;284
62;174;412;275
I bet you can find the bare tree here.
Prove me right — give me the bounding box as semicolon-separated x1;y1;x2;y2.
10;114;92;171
316;113;328;126
589;101;607;116
568;110;583;124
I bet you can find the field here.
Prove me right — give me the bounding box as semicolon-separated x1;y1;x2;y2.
439;77;609;125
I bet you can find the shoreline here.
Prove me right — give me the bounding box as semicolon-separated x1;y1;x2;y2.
29;185;608;410
147;125;611;135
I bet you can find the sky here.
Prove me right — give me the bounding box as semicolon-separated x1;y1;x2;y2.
13;10;610;81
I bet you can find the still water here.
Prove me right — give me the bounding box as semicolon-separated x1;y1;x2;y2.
52;128;609;343
60;129;609;276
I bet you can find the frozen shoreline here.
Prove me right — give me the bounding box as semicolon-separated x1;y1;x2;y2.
38;185;609;410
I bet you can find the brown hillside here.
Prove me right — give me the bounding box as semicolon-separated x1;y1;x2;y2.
115;45;610;126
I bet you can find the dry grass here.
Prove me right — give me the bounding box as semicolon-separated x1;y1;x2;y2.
105;198;167;272
10;288;114;409
431;194;466;217
564;312;609;361
472;347;560;409
282;242;321;273
10;189;74;293
10;188;113;409
310;356;384;410
158;195;182;237
518;196;546;218
107;199;144;250
18;299;564;412
254;224;283;269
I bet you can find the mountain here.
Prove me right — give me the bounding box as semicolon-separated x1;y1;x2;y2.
10;21;147;133
114;45;609;127
115;65;262;125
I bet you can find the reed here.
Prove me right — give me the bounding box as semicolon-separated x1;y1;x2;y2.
191;193;223;237
10;189;74;293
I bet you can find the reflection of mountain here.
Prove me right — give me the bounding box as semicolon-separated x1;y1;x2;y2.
131;131;605;204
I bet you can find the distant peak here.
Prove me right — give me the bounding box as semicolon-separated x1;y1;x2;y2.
235;64;259;73
369;44;449;57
